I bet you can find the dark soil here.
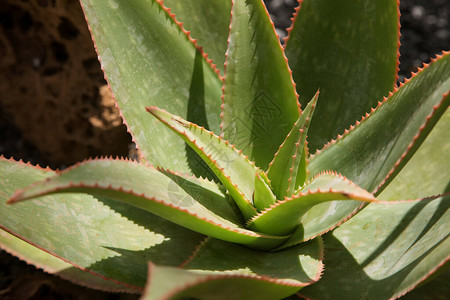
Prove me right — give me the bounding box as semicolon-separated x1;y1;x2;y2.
0;0;448;299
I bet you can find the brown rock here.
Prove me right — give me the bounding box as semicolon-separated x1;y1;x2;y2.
0;0;130;166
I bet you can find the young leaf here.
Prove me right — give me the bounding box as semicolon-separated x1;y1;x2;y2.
80;0;222;175
267;91;319;199
9;159;287;250
309;53;450;193
285;0;399;152
295;143;309;191
247;172;376;237
143;237;323;300
147;107;277;219
300;195;450;300
221;0;300;170
253;172;277;211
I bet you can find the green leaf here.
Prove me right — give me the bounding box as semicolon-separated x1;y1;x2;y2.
309;53;450;193
300;195;450;300
10;159;287;250
296;143;309;191
0;228;136;293
285;0;399;152
402;268;450;300
247;172;376;238
163;0;231;75
80;0;222;175
0;158;205;288
142;264;301;300
378;98;450;199
253;172;277;211
221;0;300;170
143;237;324;300
147;107;277;219
267;91;319;199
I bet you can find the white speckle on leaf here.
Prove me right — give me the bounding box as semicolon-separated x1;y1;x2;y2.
109;0;119;9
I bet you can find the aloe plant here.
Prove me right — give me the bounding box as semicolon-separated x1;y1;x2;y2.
1;0;449;299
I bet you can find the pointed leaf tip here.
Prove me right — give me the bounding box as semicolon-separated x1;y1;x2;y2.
8;159;287;250
147;106;277;220
267;91;319;199
221;0;300;170
248;172;376;243
80;0;223;173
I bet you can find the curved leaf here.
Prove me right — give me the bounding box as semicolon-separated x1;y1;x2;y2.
163;0;231;74
10;159;287;250
80;0;222;175
221;0;300;170
378;101;450;200
309;53;450;193
0;158;205;289
285;0;399;152
402;268;450;300
143;237;323;300
143;264;299;300
247;172;376;238
0;228;136;293
267;91;318;199
147;107;276;219
300;195;450;300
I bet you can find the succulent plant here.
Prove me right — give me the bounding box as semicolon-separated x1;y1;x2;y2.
1;0;449;299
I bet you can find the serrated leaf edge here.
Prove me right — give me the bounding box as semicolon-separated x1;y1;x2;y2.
284;0;401;85
282;0;302;48
147;106;265;217
246;171;376;227
9;175;285;241
219;0;301;136
267;91;318;197
297;193;450;300
145;259;318;300
0;155;57;172
374;91;450;195
309;51;450;158
154;0;222;78
79;0;223;163
391;256;450;300
0;225;141;292
178;236;211;268
394;0;401;84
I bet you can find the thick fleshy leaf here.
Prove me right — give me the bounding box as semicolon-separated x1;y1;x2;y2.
285;0;399;152
80;0;222;176
143;237;324;300
376;100;450;297
0;229;136;293
143;264;299;300
253;172;277;211
147;107;276;219
378;97;450;199
402;268;450;300
247;172;376;238
221;0;300;170
296;143;309;191
300;195;450;300
309;53;450;193
10;159;287;250
0;158;205;289
163;0;231;74
266;91;318;199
